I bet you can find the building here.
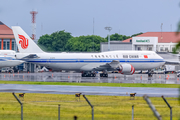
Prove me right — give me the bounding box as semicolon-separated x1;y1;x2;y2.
0;21;37;72
101;32;180;52
0;21;18;51
100;41;132;52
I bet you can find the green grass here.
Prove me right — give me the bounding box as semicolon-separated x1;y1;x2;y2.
0;92;179;120
0;80;180;88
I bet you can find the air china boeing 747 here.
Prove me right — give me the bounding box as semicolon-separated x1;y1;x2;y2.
12;26;165;77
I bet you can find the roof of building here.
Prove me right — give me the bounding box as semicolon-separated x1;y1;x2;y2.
123;32;180;43
0;21;14;39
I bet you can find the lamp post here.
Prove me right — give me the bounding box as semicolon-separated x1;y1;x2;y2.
105;26;112;51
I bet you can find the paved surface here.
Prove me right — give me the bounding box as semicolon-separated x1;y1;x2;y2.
0;84;178;97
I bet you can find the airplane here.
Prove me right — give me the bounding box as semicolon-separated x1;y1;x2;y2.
0;50;24;72
12;26;165;77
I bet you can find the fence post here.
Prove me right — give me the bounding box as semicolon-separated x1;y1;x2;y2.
58;104;60;120
132;105;134;120
161;96;172;120
12;93;23;120
83;95;94;120
143;95;162;120
21;104;23;120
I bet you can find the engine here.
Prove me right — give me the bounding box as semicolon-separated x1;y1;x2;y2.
117;63;135;75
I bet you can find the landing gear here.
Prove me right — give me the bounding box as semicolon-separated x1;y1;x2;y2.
148;70;153;77
81;72;96;77
148;73;153;77
100;71;108;77
100;73;108;77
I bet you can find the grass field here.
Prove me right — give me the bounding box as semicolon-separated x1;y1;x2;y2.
0;92;180;120
0;80;180;88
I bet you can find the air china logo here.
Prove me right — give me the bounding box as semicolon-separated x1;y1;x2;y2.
18;34;29;49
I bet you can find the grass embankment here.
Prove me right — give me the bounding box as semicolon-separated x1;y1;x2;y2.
0;80;179;88
0;92;179;120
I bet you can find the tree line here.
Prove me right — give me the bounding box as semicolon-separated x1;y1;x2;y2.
38;31;143;52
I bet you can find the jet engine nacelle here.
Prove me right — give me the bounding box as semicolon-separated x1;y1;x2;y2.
117;63;135;75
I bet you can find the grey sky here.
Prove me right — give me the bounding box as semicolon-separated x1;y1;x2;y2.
0;0;180;39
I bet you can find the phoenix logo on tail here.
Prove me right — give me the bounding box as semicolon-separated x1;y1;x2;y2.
18;34;29;49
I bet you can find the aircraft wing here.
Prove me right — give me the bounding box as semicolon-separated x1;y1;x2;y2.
95;60;120;71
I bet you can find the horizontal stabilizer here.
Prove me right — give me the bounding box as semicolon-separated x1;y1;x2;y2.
165;60;180;65
21;54;39;59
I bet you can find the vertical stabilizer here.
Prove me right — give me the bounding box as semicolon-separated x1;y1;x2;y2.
12;26;44;53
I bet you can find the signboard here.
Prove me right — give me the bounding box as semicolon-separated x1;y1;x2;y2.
132;37;158;45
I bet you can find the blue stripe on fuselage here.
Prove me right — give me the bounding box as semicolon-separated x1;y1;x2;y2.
25;58;165;63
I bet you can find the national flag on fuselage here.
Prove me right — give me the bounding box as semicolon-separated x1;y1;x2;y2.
144;55;148;58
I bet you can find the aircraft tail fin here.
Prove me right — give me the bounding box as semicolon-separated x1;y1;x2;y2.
12;26;44;53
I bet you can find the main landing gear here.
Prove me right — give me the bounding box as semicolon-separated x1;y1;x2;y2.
100;73;108;77
81;71;108;77
148;70;153;77
81;72;96;77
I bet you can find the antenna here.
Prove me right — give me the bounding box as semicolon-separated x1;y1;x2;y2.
30;11;38;40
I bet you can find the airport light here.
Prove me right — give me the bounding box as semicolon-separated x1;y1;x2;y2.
104;26;112;51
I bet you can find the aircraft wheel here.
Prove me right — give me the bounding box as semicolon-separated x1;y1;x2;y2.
93;74;96;77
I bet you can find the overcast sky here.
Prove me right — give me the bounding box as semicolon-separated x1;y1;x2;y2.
0;0;180;39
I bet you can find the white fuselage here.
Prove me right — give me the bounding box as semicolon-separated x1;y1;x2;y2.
16;50;165;71
0;50;24;68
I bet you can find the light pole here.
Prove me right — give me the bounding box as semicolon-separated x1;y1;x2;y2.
105;26;112;51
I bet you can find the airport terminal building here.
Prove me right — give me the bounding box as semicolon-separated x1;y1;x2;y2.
0;21;18;51
101;32;180;52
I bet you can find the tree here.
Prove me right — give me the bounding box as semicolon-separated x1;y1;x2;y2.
38;30;72;51
173;21;180;53
131;32;143;37
105;33;131;41
65;35;106;52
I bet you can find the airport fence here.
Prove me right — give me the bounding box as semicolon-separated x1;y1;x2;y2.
0;92;180;120
0;72;180;84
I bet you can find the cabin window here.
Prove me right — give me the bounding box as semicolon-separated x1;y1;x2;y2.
106;55;108;58
98;55;101;58
91;55;93;58
116;55;118;58
95;55;97;58
102;55;104;58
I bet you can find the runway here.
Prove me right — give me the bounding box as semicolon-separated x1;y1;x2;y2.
0;84;178;97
